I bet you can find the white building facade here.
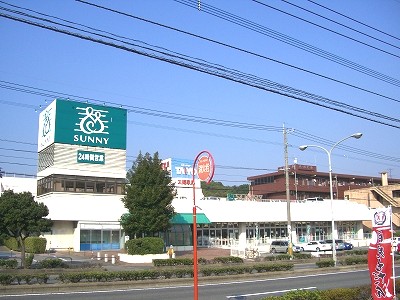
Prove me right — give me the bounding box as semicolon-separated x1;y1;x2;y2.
35;98;128;251
0;100;373;252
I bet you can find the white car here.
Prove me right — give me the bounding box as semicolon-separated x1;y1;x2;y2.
301;241;332;252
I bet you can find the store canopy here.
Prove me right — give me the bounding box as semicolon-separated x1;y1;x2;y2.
171;213;211;224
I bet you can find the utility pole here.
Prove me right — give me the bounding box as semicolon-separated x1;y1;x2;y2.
283;124;293;257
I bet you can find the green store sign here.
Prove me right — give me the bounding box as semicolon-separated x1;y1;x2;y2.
77;150;105;165
38;99;127;151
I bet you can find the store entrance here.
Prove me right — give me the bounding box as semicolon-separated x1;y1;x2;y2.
80;229;122;251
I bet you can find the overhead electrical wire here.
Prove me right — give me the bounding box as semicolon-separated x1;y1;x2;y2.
1;90;400;166
174;0;400;87
0;81;282;131
0;10;399;130
74;0;400;105
306;0;400;43
252;0;400;52
0;4;399;174
1;79;400;164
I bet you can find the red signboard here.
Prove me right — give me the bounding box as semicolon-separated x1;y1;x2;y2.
368;207;394;299
196;152;214;183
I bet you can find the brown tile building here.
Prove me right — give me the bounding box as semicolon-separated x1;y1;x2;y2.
247;164;400;201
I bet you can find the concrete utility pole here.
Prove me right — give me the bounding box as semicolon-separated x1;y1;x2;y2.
283;125;293;257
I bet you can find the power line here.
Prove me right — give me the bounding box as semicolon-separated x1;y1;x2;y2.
1;12;399;130
306;0;400;43
75;0;400;105
174;0;400;87
259;0;400;52
1;80;400;165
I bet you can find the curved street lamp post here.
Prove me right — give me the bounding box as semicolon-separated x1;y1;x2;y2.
299;133;362;266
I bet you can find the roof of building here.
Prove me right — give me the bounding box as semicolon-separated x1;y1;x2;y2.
247;165;400;183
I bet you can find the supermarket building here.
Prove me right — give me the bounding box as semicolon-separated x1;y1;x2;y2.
0;99;378;251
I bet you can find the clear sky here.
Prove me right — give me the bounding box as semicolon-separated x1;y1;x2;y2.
1;0;399;185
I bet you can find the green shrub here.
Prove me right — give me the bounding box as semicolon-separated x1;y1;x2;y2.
3;237;47;253
15;274;33;285
342;256;367;265
0;259;18;269
39;258;68;269
262;286;373;300
351;249;368;256
315;259;335;268
0;274;14;285
36;273;50;284
125;237;164;255
198;257;207;264
320;286;370;300
25;237;47;253
59;272;84;283
25;253;35;268
213;256;244;264
263;289;323;300
153;258;193;266
293;252;312;259
264;254;291;261
3;238;18;251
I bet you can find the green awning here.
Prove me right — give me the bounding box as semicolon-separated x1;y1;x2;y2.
171;213;211;224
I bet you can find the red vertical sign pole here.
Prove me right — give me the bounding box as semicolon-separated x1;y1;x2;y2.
192;151;214;300
368;206;395;300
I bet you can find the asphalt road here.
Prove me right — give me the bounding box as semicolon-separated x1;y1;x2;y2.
1;267;396;300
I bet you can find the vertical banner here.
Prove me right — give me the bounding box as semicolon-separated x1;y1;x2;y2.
368;207;394;299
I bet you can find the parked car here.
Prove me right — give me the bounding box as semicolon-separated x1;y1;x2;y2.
292;244;303;253
325;239;345;251
301;241;331;252
270;240;289;253
270;241;302;253
343;242;354;250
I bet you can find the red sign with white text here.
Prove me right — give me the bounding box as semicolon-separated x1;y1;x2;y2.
368;207;394;300
196;153;214;183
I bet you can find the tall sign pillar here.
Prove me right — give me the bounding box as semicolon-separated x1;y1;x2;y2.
192;151;214;300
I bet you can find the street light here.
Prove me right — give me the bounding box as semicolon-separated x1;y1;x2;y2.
299;133;362;266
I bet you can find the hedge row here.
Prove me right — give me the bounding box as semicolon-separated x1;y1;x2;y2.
58;263;293;283
263;253;313;261
0;259;18;269
3;237;47;254
261;285;376;300
0;273;50;285
0;263;294;285
315;256;368;268
153;256;244;266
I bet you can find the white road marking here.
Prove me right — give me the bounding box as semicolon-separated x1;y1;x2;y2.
226;286;317;298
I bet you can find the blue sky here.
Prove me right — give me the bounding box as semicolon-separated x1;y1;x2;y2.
1;0;399;185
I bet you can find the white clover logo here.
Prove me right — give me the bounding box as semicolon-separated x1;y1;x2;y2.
75;106;109;135
42;108;52;138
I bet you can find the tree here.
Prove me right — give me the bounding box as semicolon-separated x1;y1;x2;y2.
201;181;250;197
121;152;176;238
0;190;52;268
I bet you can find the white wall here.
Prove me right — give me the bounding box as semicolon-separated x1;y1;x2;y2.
36;193;127;222
43;220;75;250
0;176;37;196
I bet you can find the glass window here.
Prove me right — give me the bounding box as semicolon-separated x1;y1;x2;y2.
106;182;115;193
96;181;106;193
76;181;85;192
86;181;95;192
64;180;75;192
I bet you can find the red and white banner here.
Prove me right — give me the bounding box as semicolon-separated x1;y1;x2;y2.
368;206;395;299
